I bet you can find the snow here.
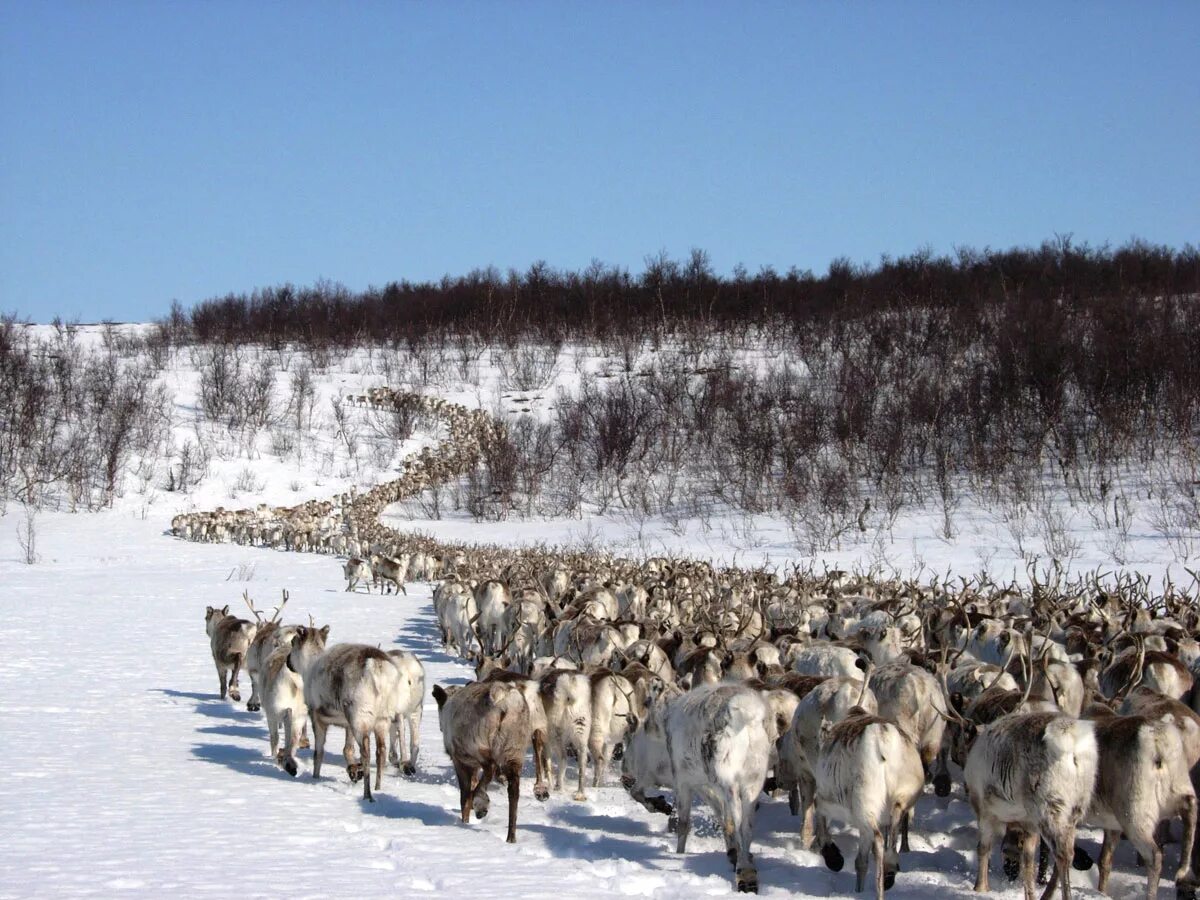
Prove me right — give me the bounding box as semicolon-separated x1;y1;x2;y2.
0;327;1191;897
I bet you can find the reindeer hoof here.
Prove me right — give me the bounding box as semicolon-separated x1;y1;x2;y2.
228;688;241;702
534;785;550;802
933;772;952;797
402;763;416;777
475;808;487;819
884;871;896;891
762;776;778;794
246;701;260;712
283;758;298;777
1073;846;1094;870
573;792;587;802
347;764;363;784
298;736;311;749
821;842;844;872
1177;876;1199;900
735;868;758;893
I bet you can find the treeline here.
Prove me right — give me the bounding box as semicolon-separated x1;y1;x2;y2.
180;238;1199;346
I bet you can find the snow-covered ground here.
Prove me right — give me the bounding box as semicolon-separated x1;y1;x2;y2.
0;326;1194;897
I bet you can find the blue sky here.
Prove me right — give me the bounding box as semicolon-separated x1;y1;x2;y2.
2;2;1197;322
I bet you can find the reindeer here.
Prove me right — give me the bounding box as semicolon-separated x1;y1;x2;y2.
587;668;639;787
963;711;1098;900
343;557;373;592
474;579;512;656
778;672;877;856
665;683;772;893
432;680;531;843
204;604;257;702
370;553;410;595
538;668;593;801
260;641;307;776
241;590;292;712
286;626;406;802
814;708;925;899
385;649;425;775
1086;710;1197;899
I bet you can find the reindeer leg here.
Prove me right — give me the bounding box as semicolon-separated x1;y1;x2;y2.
453;760;474;824
360;731;374;802
1179;794;1198;884
266;707;280;760
1096;829;1117;895
246;669;261;712
589;733;604;788
389;717;401;768
228;654;243;702
872;828;886;900
310;717;327;779
406;709;420;776
1021;828;1040;900
473;763;495;820
735;788;758;894
573;731;589;802
1129;828;1162;900
975;816;1000;893
217;663;228;700
675;786;692;854
854;831;870;894
532;730;550;801
280;707;299;777
505;761;521;844
374;724;387;792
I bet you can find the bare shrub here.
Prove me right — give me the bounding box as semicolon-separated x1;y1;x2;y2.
16;503;37;564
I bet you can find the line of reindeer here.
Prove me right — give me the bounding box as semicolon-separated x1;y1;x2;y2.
187;387;1200;899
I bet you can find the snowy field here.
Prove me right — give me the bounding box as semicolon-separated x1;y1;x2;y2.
1;326;1195;898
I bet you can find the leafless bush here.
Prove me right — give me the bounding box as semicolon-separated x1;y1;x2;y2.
16;503;37;564
494;343;559;392
231;466;266;496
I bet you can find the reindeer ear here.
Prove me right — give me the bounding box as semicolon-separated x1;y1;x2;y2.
206;606;213;616
285;653;297;673
432;684;448;709
319;625;330;640
221;604;230;615
296;626;308;641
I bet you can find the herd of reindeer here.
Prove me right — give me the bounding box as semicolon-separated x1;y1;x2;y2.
183;388;1200;899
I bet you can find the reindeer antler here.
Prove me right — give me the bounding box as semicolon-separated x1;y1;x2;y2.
243;591;265;623
270;589;290;624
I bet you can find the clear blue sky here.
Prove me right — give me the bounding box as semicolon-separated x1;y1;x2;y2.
2;2;1197;322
